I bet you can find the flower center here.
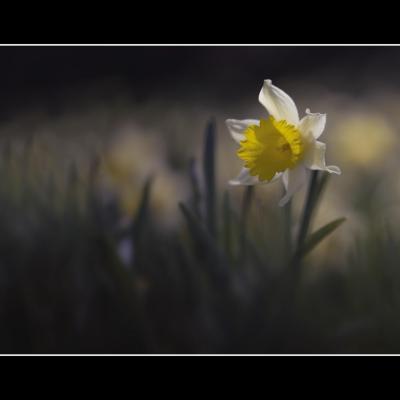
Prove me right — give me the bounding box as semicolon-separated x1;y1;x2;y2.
237;116;305;181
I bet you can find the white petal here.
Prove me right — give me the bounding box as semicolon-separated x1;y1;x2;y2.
258;79;299;126
304;141;342;175
269;172;283;183
279;166;308;207
229;168;282;186
225;119;259;144
229;168;259;186
298;109;326;140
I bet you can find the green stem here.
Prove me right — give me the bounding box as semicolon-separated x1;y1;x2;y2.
292;171;320;269
283;197;292;263
297;171;320;249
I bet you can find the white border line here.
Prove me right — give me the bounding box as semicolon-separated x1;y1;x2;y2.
0;43;399;46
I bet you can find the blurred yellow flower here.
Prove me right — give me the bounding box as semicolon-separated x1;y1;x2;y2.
103;131;189;227
334;114;396;168
226;80;341;206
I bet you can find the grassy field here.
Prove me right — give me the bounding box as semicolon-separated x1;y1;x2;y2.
0;104;399;354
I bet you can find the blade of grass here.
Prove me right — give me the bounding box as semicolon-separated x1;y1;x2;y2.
179;202;229;282
222;190;232;260
203;118;217;237
188;157;202;219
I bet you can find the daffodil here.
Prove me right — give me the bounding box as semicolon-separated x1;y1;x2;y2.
226;80;341;206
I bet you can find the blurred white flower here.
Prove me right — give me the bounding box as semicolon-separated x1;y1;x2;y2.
117;237;134;269
226;80;341;206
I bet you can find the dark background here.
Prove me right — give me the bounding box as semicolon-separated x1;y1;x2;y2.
0;46;398;116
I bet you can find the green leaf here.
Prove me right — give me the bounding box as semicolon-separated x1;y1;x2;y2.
298;217;346;258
